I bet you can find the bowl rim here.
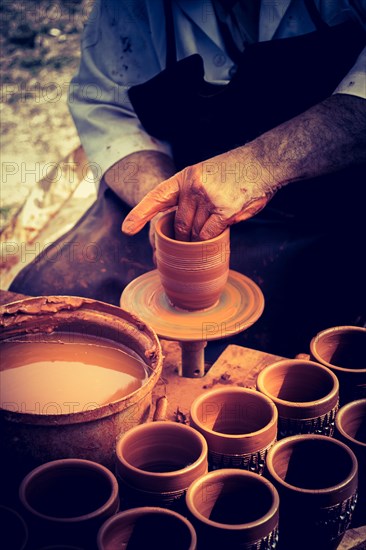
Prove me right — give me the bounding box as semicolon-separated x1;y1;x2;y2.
189;386;278;440
185;468;279;531
310;326;366;374
19;458;119;523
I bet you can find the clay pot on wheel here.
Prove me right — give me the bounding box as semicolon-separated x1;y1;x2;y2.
115;421;208;511
155;210;230;310
335;398;366;527
265;434;358;550
97;507;197;550
256;359;339;439
310;325;366;404
190;387;278;472
19;458;119;548
186;468;279;550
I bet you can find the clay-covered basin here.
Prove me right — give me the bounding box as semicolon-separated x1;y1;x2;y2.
0;296;163;475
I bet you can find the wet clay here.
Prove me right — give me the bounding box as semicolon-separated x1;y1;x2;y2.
121;269;264;342
155;211;230;310
0;332;148;414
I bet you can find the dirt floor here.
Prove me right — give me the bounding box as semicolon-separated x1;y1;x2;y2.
1;0;92;229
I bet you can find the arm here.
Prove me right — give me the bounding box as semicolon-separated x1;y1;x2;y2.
68;0;172;203
122;93;366;240
104;151;176;207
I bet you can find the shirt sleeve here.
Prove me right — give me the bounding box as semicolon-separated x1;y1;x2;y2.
333;47;366;99
68;0;172;187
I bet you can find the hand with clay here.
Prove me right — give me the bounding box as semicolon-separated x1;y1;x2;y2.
122;147;278;242
122;95;366;242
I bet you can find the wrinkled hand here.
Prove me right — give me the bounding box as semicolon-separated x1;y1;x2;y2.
122;148;278;241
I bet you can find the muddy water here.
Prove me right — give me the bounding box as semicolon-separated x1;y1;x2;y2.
0;333;148;414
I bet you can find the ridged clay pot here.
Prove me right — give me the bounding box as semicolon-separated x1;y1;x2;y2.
189;387;278;473
310;326;366;404
115;421;208;511
335;398;366;526
155;210;230;310
186;468;279;550
256;359;339;439
265;434;358;550
97;507;197;550
19;458;119;548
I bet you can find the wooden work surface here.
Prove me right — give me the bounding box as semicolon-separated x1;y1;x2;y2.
0;289;365;548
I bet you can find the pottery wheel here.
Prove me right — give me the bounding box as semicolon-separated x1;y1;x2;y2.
121;269;264;378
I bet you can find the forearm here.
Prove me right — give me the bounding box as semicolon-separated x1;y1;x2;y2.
104;150;176;207
246;94;366;190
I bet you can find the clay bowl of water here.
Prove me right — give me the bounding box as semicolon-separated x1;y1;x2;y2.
0;296;163;478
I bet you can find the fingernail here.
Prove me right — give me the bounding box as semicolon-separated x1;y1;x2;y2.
121;219;134;233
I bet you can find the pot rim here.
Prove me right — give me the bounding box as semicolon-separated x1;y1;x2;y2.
186;468;279;531
310;326;366;374
256;359;339;413
189;387;278;440
0;296;163;424
115;421;208;480
156;210;230;247
0;505;28;550
335;398;366;448
97;506;197;549
266;434;358;495
19;458;119;523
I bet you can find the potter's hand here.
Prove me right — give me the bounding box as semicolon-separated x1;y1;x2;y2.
122;149;277;241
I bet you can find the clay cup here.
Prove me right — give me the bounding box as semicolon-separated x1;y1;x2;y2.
0;505;28;550
97;507;197;550
265;435;358;550
19;459;119;548
190;387;278;472
310;326;366;404
186;468;279;549
256;359;339;439
155;210;230;310
335;398;366;526
115;421;208;511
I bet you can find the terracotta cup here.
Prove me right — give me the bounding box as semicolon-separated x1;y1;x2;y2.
186;468;279;549
155;210;230;310
256;359;339;439
115;421;208;511
19;459;119;548
335;399;366;527
189;387;278;473
97;507;197;550
0;505;28;550
309;326;366;404
265;435;358;550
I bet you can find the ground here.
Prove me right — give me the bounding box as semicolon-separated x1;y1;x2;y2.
0;0;92;229
0;0;96;287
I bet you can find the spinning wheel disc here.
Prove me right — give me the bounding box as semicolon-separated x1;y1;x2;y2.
120;270;264;342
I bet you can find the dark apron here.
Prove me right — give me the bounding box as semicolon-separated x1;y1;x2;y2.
10;2;366;358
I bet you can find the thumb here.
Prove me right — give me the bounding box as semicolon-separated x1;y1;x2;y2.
122;176;180;235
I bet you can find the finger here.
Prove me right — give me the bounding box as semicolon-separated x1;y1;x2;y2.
191;203;211;241
231;197;269;223
198;213;229;241
121;176;180;235
174;189;197;241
